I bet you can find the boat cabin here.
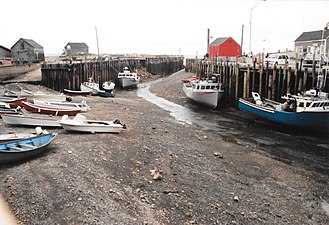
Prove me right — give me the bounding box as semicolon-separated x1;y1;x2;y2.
188;80;222;91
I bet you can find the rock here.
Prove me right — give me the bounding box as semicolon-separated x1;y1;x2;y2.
233;196;239;202
213;152;223;158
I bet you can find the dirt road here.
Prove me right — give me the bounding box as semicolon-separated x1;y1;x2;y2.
0;70;328;224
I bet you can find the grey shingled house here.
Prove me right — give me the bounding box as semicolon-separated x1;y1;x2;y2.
294;28;329;58
63;42;89;56
11;38;45;64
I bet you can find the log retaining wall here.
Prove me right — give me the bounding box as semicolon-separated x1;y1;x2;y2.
41;57;184;91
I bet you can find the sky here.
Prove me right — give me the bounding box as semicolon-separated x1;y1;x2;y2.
1;0;328;58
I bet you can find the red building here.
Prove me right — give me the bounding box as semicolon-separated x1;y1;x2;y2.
209;37;241;59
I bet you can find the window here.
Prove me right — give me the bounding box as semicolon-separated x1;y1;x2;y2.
201;86;205;90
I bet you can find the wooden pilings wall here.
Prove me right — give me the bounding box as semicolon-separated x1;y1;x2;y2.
185;58;329;107
41;57;184;91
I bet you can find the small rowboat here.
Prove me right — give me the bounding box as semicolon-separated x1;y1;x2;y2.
21;101;81;116
0;127;48;142
20;89;69;102
0;132;58;164
63;89;91;96
98;90;115;98
1;113;62;128
0;96;27;108
60;114;126;133
33;99;90;112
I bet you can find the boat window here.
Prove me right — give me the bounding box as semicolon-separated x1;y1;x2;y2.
211;86;215;89
313;103;319;107
206;86;210;89
298;102;304;107
306;102;311;107
201;86;205;90
319;102;324;107
216;85;219;89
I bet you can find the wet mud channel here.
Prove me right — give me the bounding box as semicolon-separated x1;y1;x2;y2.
147;70;329;176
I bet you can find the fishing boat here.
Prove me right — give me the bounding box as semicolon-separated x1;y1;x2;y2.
0;96;27;108
0;132;58;164
102;81;115;91
33;99;90;112
21;101;81;116
80;78;100;93
117;67;140;88
63;89;91;96
238;91;329;132
1;113;62;128
20;89;69;102
98;90;115;98
59;114;126;133
182;78;224;108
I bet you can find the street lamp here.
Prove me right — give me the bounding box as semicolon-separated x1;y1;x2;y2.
249;0;266;55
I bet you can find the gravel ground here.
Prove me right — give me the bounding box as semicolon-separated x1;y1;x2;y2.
0;69;328;224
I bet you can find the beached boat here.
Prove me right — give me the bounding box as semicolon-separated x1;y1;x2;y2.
0;132;58;164
20;89;69;102
0;127;48;142
0;96;27;108
3;90;18;98
238;91;329;132
117;67;140;88
59;114;126;133
33;99;90;112
0;102;20;115
98;90;115;98
1;113;62;128
182;78;224;108
21;101;81;116
80;78;100;93
102;81;115;91
63;89;91;96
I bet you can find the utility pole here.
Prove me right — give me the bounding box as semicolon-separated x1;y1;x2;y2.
95;26;100;60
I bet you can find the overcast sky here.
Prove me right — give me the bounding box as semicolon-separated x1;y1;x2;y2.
2;0;328;58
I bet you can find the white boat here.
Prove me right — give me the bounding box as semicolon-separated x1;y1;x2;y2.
1;112;62;128
117;67;140;88
182;78;224;108
102;81;115;91
80;78;100;93
0;127;48;142
20;89;69;102
33;99;90;112
59;114;126;133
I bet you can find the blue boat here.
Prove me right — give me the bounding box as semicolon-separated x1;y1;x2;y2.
238;91;329;132
98;90;115;98
0;132;58;164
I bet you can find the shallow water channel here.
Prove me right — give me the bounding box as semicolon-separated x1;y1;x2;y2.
137;80;227;135
137;79;329;177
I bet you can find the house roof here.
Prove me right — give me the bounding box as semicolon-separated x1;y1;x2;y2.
65;42;89;49
210;37;229;46
0;45;11;52
295;29;329;42
11;38;43;49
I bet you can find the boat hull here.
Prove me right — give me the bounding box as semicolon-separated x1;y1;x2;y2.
118;78;139;89
1;114;62;128
183;84;223;108
22;101;81;116
238;98;329;132
0;132;57;164
63;89;90;96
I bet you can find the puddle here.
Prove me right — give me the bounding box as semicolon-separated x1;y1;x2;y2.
137;81;226;134
322;201;329;216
